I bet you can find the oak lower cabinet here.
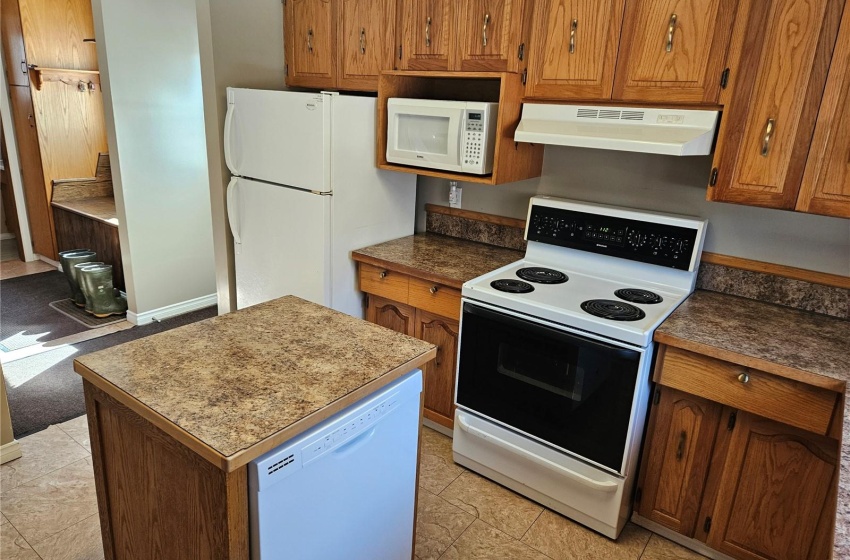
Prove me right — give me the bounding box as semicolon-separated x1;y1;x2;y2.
635;345;841;560
360;263;461;429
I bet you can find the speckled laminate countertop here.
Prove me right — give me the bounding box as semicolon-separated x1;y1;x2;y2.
351;233;523;289
74;296;436;471
654;290;850;556
51;196;118;227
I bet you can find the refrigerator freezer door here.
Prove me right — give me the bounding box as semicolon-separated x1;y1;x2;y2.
225;88;331;193
231;177;331;309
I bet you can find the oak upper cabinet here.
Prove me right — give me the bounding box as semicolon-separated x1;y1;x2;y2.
795;4;850;218
338;0;396;90
612;0;737;104
454;0;527;72
285;0;336;89
636;387;722;537
1;0;28;86
707;0;845;209
397;0;454;71
415;310;459;427
366;294;416;336
703;412;838;560
525;0;625;100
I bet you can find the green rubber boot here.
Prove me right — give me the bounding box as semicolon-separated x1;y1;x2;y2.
59;250;97;306
74;262;104;313
79;265;127;317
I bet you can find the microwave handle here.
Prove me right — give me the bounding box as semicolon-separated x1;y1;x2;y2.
463;302;641;361
456;413;619;493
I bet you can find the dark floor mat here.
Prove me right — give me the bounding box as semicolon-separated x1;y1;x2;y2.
4;305;218;438
0;271;90;351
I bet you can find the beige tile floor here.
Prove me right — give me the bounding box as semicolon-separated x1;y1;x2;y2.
0;419;706;560
0;259;56;281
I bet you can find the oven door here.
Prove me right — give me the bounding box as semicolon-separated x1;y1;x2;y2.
455;301;643;474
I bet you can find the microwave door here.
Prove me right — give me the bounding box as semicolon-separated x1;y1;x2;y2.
386;101;464;172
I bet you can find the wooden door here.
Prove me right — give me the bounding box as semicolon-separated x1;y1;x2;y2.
796;4;850;218
18;0;98;70
285;0;336;89
1;0;30;87
612;0;736;103
455;0;523;72
8;85;54;258
703;412;838;560
397;0;454;71
338;0;395;90
366;294;416;336
636;387;722;537
525;0;625;100
414;309;459;429
707;0;845;209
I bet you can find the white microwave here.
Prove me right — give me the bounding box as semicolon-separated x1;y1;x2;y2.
386;98;498;175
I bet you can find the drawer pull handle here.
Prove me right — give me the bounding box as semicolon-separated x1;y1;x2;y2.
429;286;439;294
569;19;577;54
425;16;432;47
307;28;314;53
359;27;366;54
675;430;686;460
666;13;677;53
760;118;775;156
482;13;490;47
737;372;750;384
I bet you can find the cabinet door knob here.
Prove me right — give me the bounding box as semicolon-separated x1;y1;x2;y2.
737;372;750;384
379;270;388;279
425;16;432;47
569;19;577;54
760;118;776;157
666;13;677;53
482;13;490;47
429;285;439;294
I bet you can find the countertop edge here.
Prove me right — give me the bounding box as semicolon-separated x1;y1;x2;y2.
52;199;118;228
653;331;847;393
75;347;437;472
351;250;465;290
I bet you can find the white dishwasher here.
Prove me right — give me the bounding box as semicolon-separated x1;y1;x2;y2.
249;369;422;560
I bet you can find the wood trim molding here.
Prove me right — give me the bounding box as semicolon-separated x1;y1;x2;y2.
425;204;526;229
30;67;100;90
701;252;850;289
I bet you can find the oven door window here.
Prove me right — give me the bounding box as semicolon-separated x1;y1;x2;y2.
456;303;641;473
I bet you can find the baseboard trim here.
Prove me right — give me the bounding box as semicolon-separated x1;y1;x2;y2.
127;294;217;326
0;440;22;464
631;513;735;560
0;233;15;240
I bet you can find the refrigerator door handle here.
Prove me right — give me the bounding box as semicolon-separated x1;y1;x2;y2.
224;102;238;174
226;177;241;246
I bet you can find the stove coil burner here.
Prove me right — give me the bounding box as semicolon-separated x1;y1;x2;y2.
516;267;568;284
614;288;663;305
490;279;535;294
580;299;646;321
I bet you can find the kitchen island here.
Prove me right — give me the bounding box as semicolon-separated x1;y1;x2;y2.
73;296;436;559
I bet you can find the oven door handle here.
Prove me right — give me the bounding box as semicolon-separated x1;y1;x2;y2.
457;414;619;493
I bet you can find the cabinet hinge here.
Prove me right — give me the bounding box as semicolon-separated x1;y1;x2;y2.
521;68;527;86
634;487;642;503
517;43;525;61
709;167;718;186
703;516;712;533
398;45;403;60
720;67;730;89
653;388;661;405
727;411;737;431
284;63;288;76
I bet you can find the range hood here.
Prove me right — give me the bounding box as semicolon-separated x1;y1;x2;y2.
514;104;719;156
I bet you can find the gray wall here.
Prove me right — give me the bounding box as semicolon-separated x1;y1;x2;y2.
92;0;216;319
417;146;850;277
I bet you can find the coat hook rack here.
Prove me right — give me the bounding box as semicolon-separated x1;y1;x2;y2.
29;65;101;91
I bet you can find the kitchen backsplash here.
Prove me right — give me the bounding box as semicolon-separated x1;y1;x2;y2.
425;204;849;320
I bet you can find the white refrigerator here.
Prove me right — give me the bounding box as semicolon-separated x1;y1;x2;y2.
224;88;416;315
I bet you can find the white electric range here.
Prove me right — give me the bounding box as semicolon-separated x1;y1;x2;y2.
452;195;707;539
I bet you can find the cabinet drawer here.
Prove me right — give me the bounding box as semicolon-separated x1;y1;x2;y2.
358;263;410;302
408;277;461;321
657;347;838;435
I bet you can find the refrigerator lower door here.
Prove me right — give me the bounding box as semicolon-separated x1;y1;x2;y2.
229;177;330;309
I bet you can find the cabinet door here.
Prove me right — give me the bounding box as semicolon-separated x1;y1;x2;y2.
284;0;336;89
525;0;625;100
455;0;523;72
366;294;416;336
338;0;395;91
414;309;459;429
18;0;98;70
636;387;722;537
1;0;29;87
704;412;838;560
612;0;736;103
708;0;844;209
796;4;850;218
397;0;454;71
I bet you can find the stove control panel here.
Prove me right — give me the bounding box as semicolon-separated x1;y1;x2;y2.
527;206;699;270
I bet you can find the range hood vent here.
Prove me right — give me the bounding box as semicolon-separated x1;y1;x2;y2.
514;104;719;156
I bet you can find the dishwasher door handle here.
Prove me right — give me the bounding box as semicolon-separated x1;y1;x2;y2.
332;426;377;459
456;413;618;493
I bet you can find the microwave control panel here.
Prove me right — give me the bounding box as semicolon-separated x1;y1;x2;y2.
527;205;699;271
463;111;485;169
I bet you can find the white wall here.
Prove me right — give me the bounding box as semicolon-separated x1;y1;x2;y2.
92;0;216;320
417;146;850;277
196;0;287;313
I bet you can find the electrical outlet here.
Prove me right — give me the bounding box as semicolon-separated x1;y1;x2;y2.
449;181;462;208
